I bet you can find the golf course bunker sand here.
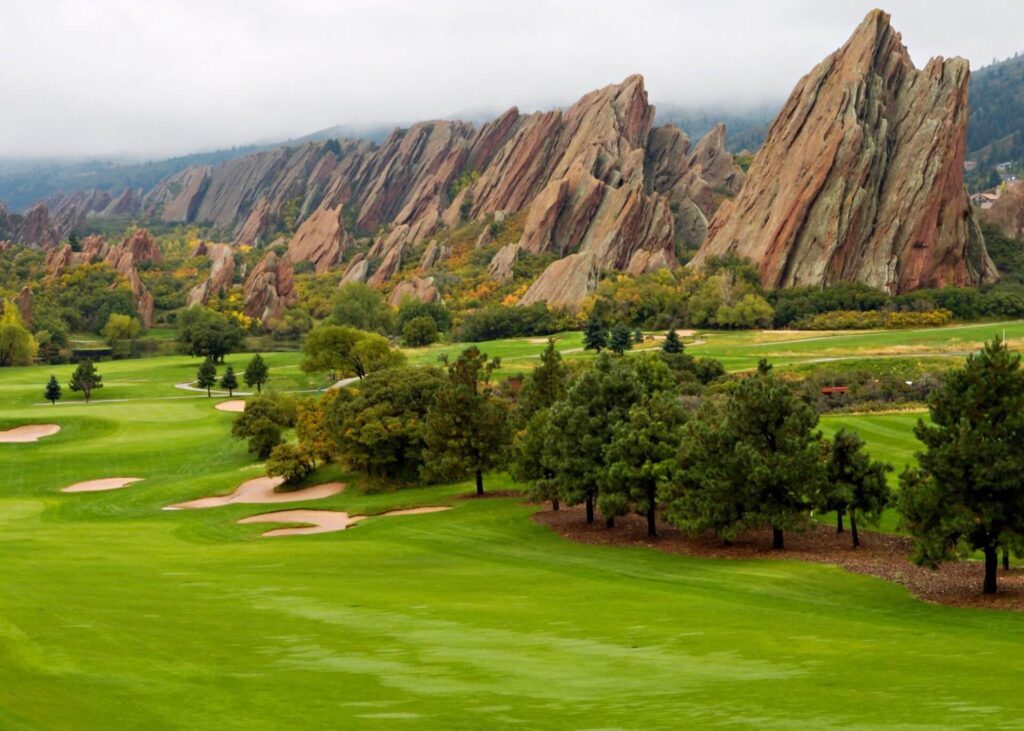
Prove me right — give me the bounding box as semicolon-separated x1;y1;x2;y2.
168;477;345;509
239;506;451;537
0;424;60;443
214;400;247;412
62;477;143;493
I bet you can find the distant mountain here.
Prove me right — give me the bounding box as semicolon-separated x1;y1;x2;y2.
968;53;1024;167
655;104;776;153
0;146;271;212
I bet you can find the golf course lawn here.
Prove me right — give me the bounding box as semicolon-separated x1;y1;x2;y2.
3;333;1024;727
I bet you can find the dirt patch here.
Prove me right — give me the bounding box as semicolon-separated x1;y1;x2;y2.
0;424;61;443
240;506;451;537
168;477;345;509
214;400;247;413
62;477;143;493
534;506;1024;611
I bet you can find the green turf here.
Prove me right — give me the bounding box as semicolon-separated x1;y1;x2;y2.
4;335;1024;727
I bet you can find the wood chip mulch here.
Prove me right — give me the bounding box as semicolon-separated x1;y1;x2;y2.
532;505;1024;611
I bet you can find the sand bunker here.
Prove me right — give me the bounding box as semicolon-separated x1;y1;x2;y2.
239;506;451;537
62;477;143;493
168;477;345;509
0;424;61;443
214;400;247;413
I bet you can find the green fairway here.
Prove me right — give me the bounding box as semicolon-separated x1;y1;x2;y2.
4;341;1024;728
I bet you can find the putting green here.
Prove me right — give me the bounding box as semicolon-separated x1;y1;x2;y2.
3;344;1024;727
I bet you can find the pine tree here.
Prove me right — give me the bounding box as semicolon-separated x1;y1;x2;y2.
609;323;633;355
820;429;892;547
44;375;62;405
582;317;608;352
243;354;269;393
662;330;684;354
422;347;512;496
899;337;1024;594
196;359;217;397
604;391;687;537
220;366;239;397
515;338;567;424
633;328;645;344
68;360;102;403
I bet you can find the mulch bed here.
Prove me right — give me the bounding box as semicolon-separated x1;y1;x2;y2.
532;505;1024;611
457;490;525;500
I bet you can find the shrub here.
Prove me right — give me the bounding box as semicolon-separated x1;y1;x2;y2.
402;316;439;346
266;444;314;485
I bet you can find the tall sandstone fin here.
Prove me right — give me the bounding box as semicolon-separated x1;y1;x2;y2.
692;9;996;294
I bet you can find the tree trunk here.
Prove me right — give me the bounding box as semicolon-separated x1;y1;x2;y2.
257;383;262;394
605;515;615;529
551;498;559;511
646;484;657;538
772;527;784;550
1003;547;1010;571
475;469;484;496
984;545;998;594
207;387;211;397
850;511;860;549
585;496;594;524
836;511;844;533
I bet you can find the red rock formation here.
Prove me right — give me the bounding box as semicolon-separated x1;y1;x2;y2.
693;10;996;294
103;188;143;217
17;204;59;249
488;244;519;283
339;255;369;286
367;244;406;289
983;185;1024;240
186;242;236;307
120;229;162;264
387;276;440;306
519;253;600;309
13;286;32;326
286;205;350;273
244;251;295;325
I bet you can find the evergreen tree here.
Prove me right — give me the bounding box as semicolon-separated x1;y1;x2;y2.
582;316;608;352
220;366;239;397
68;360;102;403
898;337;1024;594
243;354;269;393
609;323;633;355
196;359;217;397
515;338;567;424
668;363;823;549
662;329;684;354
422;348;512;495
509;409;560;511
44;375;62;405
546;354;644;524
820;429;892;547
633;328;645;344
604;391;687;537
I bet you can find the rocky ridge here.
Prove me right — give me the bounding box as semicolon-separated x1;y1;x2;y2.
692;10;996;293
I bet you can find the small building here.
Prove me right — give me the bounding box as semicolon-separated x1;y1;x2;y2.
971;192;1001;210
820;386;849;396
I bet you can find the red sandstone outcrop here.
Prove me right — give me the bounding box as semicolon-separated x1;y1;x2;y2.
418;240;448;271
102;188;143;217
13;286;32;326
286;205;351;273
693;10;997;294
121;229;162;264
387;276;440;306
244;251;295;325
488;243;519;283
983;185;1024;240
339;254;369;286
519;253;600;309
17;204;60;249
186;242;236;307
367;243;406;288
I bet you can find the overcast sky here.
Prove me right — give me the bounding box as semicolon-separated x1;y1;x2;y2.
3;0;1023;159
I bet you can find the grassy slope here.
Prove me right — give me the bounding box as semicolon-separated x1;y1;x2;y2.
3;329;1024;727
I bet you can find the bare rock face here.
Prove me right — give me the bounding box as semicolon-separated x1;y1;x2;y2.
387;276;440;306
488;243;519;283
13;286;32;326
367;244;406;288
186;242;235;307
693;10;996;294
418;240;448;271
339;254;370;286
106;246;155;327
121;229;163;264
103;188;143;217
688;124;745;195
286;205;350;273
17;204;59;249
244;251;296;325
520;253;599;309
